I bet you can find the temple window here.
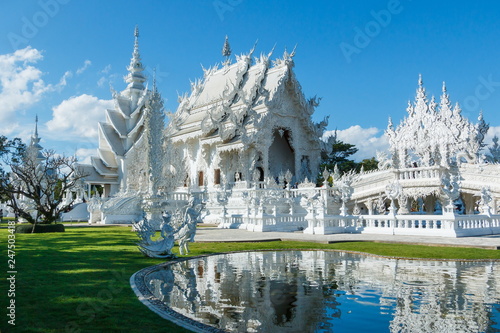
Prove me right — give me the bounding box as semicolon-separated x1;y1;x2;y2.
214;169;221;185
198;171;204;186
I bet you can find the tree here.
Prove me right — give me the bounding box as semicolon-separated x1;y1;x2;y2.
487;135;500;163
319;134;378;185
321;138;358;174
0;136;87;224
358;157;379;172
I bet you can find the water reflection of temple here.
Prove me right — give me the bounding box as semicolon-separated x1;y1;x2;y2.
144;251;500;332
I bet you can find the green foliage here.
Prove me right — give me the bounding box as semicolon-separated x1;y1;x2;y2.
15;223;65;233
358;157;379;172
0;136;26;204
0;136;25;161
319;135;378;185
322;140;359;163
487;135;500;163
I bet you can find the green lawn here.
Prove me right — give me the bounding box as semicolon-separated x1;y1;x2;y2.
0;226;499;333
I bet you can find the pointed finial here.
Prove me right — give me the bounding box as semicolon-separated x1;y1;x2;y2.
222;35;231;57
34;114;39;137
442;81;447;93
249;39;258;56
418;74;423;87
268;43;276;58
152;67;157;92
134;25;139;38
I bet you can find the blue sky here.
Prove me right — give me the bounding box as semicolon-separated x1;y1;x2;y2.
1;0;500;161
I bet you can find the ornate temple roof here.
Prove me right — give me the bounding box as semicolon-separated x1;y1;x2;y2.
167;41;320;145
386;76;489;168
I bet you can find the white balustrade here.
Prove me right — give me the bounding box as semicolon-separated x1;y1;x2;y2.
166;182;500;237
304;212;500;237
395;166;444;181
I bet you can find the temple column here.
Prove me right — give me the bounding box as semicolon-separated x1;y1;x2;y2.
262;146;269;181
294;150;301;183
366;199;374;215
117;156;127;192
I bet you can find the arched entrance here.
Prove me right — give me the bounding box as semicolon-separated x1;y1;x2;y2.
268;128;295;178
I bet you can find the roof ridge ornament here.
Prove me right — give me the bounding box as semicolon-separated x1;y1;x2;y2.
222;35;231;66
249;39;258;57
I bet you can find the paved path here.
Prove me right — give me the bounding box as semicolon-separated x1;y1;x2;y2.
63;223;500;250
195;227;500;250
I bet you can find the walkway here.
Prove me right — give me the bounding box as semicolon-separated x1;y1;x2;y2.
195;227;500;250
63;223;500;250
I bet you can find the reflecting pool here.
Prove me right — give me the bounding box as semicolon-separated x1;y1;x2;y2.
134;251;500;332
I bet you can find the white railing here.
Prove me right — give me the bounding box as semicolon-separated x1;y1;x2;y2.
306;213;500;237
169;183;500;237
395;165;444;181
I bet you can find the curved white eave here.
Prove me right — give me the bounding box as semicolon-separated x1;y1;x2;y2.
127;111;146;141
98;148;118;168
91;156;118;177
115;95;132;118
105;109;128;138
125;130;146;157
98;122;125;156
130;89;149;119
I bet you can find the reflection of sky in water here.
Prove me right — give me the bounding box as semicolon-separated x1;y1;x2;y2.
144;251;500;332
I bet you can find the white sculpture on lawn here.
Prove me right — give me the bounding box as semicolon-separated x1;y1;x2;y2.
133;197;204;258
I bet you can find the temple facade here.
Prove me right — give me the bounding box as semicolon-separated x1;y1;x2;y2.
167;45;324;190
81;29;500;237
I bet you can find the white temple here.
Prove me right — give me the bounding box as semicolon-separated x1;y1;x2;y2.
80;28;500;238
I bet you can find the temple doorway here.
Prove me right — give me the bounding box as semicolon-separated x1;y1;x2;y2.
268;128;295;178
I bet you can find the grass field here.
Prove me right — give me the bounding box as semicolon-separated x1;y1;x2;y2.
1;226;499;333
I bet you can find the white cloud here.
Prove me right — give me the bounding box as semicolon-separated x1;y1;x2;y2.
0;47;51;124
97;76;107;87
485;126;500;143
75;147;97;164
76;60;91;75
46;94;113;140
100;64;111;74
324;125;389;161
57;70;73;89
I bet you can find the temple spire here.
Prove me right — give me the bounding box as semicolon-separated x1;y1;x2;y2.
30;114;41;147
125;25;146;90
28;115;44;162
152;67;157;92
34;114;39;138
415;74;427;109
